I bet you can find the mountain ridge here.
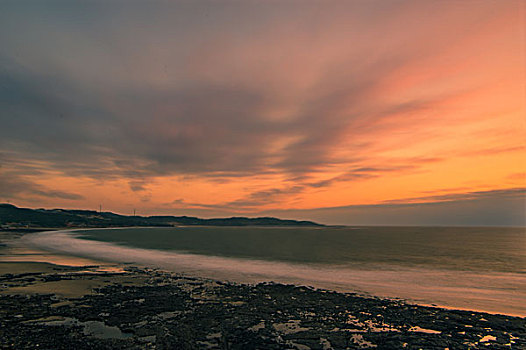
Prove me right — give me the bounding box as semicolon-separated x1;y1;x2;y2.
0;203;322;228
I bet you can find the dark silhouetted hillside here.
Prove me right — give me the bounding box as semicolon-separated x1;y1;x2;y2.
0;204;322;229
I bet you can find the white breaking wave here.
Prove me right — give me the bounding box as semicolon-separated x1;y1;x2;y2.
19;229;526;317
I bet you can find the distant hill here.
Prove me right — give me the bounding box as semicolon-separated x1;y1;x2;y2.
0;204;322;229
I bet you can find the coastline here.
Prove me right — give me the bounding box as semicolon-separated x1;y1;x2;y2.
1;260;525;349
1;230;525;349
8;228;526;318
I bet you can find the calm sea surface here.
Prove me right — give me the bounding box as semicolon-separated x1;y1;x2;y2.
21;226;526;316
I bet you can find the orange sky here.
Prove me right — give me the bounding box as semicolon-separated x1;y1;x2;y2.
0;0;524;224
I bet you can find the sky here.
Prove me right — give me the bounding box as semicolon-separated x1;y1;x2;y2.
0;0;525;226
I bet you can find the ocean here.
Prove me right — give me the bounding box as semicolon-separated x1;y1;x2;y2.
19;226;526;317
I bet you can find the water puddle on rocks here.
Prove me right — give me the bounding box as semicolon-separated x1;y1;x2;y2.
32;317;133;339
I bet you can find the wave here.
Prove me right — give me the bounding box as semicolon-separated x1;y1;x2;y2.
19;229;526;317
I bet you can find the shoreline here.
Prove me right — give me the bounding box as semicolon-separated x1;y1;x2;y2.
2;257;525;319
3;228;526;318
1;228;525;348
0;260;524;349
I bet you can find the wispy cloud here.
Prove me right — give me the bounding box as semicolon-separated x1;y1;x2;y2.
381;188;526;205
261;187;526;226
0;1;523;224
0;172;84;201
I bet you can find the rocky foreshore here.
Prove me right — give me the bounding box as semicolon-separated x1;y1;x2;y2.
0;265;524;350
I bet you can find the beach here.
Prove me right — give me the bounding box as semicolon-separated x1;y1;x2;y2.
1;230;525;349
2;0;524;348
13;226;526;317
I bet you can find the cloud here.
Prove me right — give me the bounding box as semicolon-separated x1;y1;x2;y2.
507;173;525;182
261;187;526;226
225;185;305;209
165;187;526;226
169;185;305;211
170;198;234;211
0;1;522;223
381;187;526;205
1;53;420;180
0;173;84;201
460;146;525;157
0;52;445;198
307;164;421;189
170;162;434;211
0;1;494;183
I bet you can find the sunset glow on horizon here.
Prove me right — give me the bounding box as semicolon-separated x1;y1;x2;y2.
1;0;525;225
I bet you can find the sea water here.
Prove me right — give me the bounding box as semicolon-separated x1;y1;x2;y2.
20;226;526;317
